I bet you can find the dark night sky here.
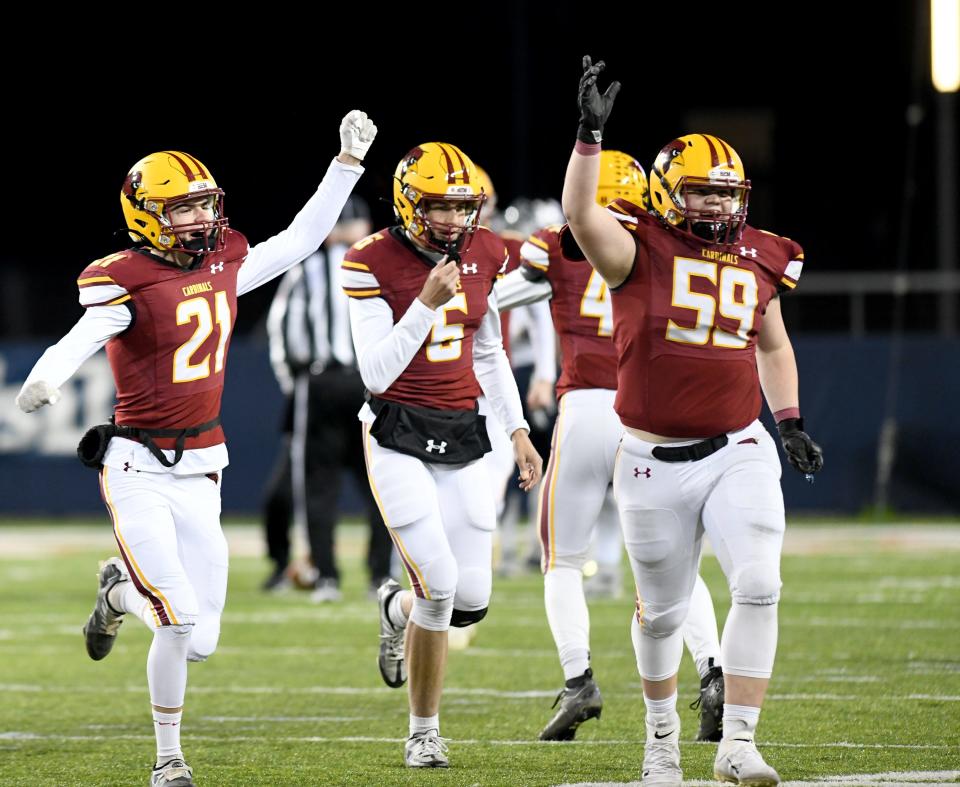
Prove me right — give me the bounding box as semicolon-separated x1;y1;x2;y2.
2;4;947;337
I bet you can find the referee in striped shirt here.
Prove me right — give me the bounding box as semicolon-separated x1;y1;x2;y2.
262;196;393;600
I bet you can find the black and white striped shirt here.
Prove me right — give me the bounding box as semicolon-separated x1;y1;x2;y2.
267;243;356;394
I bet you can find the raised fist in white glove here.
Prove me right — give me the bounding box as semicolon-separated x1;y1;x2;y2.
339;109;377;162
16;380;61;413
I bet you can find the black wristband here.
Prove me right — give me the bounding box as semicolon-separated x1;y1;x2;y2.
577;124;602;144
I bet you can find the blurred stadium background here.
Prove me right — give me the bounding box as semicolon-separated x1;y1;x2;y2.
2;3;957;517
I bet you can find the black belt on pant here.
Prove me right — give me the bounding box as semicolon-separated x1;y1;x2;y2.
113;416;222;468
651;433;728;463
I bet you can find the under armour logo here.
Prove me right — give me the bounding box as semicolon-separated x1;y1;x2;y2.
634;466;651;478
210;261;224;274
461;263;478;274
740;246;758;258
123;462;131;472
425;440;447;454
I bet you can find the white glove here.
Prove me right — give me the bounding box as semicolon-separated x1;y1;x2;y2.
16;380;61;413
339;109;377;161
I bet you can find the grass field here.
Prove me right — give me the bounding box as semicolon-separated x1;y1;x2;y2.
1;521;959;786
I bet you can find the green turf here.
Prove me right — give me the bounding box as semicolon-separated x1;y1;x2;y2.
0;523;958;786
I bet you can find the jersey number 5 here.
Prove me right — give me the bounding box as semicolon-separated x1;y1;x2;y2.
427;292;468;362
666;258;758;349
173;292;233;382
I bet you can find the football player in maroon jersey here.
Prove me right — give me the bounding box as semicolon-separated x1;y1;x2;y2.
15;110;377;787
495;153;726;744
341;142;542;768
562;57;822;786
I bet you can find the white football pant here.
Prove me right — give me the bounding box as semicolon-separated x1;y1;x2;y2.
99;465;228;661
614;420;784;682
362;423;495;631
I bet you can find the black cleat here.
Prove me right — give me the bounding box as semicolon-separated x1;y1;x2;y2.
691;664;725;742
261;564;291;592
538;672;603;741
82;557;128;661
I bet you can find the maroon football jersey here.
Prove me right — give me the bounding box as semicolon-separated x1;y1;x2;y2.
342;227;508;410
76;229;249;449
607;209;804;437
520;225;618;398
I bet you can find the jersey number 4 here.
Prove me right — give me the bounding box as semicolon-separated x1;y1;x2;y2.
173;292;233;383
580;269;613;336
667;258;758;349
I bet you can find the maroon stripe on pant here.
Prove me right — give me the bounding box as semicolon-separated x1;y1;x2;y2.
113;542;172;626
538;420;561;573
98;470;172;626
388;530;425;599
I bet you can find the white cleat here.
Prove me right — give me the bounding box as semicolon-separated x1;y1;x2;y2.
641;711;682;786
310;577;342;603
150;758;195;786
404;731;449;768
714;735;781;786
376;579;406;688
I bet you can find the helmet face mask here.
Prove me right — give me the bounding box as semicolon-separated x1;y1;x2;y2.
393;143;487;254
121;152;228;257
649;134;750;245
161;192;227;254
417;198;484;253
677;177;750;244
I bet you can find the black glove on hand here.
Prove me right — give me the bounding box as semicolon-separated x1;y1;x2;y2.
777;417;824;475
577;55;621;144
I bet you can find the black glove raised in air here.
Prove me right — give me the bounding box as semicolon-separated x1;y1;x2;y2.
577;55;621;145
776;417;824;475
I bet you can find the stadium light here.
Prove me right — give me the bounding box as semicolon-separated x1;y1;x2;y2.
931;0;959;92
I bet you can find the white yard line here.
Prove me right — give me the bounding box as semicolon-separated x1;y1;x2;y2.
1;682;958;705
2;523;960;559
0;731;957;752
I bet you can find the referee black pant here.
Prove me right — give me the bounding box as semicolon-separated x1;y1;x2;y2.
262;365;392;584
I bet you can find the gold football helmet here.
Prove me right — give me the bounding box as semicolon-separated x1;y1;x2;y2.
596;150;649;209
121;151;227;255
648;134;750;244
474;164;497;214
393;142;487;253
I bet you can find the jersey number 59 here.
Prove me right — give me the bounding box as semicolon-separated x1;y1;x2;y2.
666;258;758;349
